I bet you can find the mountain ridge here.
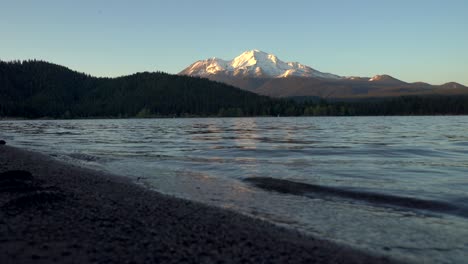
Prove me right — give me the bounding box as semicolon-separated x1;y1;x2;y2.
180;50;341;79
179;50;467;98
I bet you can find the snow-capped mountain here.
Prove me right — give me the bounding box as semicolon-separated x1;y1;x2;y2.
178;50;467;98
180;50;342;79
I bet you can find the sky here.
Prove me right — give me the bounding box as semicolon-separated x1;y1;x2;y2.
1;0;467;85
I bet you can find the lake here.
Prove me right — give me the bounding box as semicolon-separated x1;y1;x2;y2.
1;116;468;263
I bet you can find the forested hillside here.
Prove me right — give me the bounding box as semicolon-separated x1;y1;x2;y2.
1;60;468;118
0;60;274;118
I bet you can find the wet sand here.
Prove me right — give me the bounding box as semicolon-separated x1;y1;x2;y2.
0;145;399;263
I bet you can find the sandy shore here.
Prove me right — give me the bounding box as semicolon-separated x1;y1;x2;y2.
0;145;399;263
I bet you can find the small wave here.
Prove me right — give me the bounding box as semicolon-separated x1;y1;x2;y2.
54;131;76;135
245;177;468;218
67;153;102;162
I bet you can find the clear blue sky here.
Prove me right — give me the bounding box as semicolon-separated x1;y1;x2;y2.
1;0;467;85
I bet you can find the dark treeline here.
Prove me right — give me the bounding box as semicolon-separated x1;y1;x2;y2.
300;96;468;116
1;60;468;118
0;60;274;118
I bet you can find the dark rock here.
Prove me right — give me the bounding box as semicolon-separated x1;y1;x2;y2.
1;190;65;212
0;170;39;193
0;140;5;145
0;170;61;195
0;182;40;193
0;170;34;182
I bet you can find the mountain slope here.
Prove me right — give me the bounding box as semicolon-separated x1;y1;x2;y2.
180;50;341;79
368;75;407;85
180;50;468;98
245;77;468;98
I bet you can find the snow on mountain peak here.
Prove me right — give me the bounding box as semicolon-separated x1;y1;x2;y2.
368;74;405;84
369;75;387;82
180;50;342;79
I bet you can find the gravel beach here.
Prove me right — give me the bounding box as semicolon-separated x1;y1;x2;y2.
0;145;398;263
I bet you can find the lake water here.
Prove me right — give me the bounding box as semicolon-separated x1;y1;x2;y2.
1;116;468;263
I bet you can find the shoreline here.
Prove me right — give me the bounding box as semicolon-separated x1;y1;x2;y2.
1;114;468;122
0;145;399;263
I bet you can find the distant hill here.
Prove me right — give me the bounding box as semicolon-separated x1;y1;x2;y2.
2;59;468;118
0;60;274;118
180;50;468;98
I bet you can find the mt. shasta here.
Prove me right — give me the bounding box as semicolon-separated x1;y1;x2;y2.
180;49;341;79
180;50;467;98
